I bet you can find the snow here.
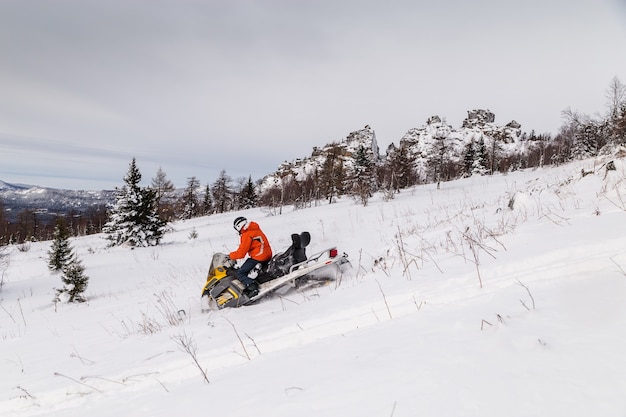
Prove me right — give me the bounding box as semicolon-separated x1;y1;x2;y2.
2;157;626;416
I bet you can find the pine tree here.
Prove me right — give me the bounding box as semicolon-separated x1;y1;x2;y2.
471;137;488;175
464;137;488;176
428;127;454;185
47;221;73;272
350;145;375;206
54;255;89;303
202;184;213;215
384;142;415;190
211;170;233;213
571;122;600;159
319;144;345;204
239;175;258;209
47;220;89;303
103;158;166;247
614;105;626;145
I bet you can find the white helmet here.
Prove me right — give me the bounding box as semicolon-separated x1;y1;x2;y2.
233;216;248;233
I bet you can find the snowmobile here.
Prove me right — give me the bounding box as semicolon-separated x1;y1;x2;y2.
201;232;350;309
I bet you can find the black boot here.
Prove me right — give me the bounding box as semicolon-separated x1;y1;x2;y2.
243;281;259;298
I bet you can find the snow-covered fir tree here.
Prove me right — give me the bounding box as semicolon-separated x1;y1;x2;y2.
350;145;376;206
47;221;73;272
462;138;488;176
103;158;166;247
239;175;258;209
472;138;489;175
201;184;213;215
47;221;89;303
54;255;89;303
571;122;601;159
427;124;455;185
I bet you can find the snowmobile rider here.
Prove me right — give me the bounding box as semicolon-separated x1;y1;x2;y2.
229;216;273;298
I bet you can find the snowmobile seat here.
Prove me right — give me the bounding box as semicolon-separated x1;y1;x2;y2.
260;232;311;282
291;231;310;264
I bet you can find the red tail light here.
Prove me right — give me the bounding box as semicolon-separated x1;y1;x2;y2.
329;248;338;258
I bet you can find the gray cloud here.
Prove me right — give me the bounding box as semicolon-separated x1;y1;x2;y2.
1;0;625;189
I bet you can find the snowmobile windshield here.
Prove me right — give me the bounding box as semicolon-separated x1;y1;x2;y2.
208;253;231;276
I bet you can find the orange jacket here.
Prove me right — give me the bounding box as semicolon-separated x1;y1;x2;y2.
229;221;273;262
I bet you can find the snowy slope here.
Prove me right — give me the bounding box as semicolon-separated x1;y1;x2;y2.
1;156;626;417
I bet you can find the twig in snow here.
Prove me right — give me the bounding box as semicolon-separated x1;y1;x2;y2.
395;226;414;280
1;304;16;324
121;372;160;383
224;317;251;360
154;378;170;392
355;249;365;281
375;279;393;319
372;307;380;323
517;279;536;310
70;346;96;365
17;299;27;327
245;332;262;355
15;386;36;401
413;295;424;311
171;332;210;384
54;372;103;393
610;256;626;276
81;375;126;386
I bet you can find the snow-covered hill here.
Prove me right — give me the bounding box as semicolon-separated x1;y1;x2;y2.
1;155;626;416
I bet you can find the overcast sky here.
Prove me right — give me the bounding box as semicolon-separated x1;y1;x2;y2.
1;0;626;190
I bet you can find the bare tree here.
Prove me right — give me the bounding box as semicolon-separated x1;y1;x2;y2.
606;76;626;120
151;167;175;221
151;167;175;202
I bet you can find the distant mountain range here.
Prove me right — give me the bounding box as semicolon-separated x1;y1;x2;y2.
0;180;115;222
